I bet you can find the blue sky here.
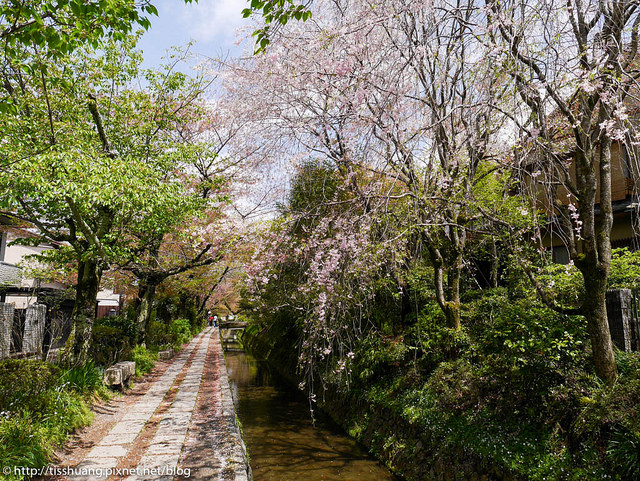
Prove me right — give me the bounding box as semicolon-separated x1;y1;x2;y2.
137;0;252;69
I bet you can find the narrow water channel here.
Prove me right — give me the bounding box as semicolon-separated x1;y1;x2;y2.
225;350;398;481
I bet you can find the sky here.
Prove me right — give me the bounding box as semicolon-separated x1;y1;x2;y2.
137;0;253;70
136;0;287;217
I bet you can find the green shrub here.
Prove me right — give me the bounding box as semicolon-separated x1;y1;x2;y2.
169;318;191;350
533;248;640;305
190;316;205;334
0;360;60;413
409;303;472;371
607;426;640;480
88;324;132;366
0;359;104;480
575;355;640;433
536;263;583;308
147;318;194;352
609;248;640;290
425;358;478;414
466;293;587;369
59;360;103;393
148;320;172;348
615;349;640;378
131;345;157;377
39;389;92;444
0;390;93;481
354;333;411;383
574;352;640;468
94;314;137;340
0;412;50;476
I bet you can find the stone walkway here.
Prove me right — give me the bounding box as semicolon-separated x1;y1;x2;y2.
64;327;250;481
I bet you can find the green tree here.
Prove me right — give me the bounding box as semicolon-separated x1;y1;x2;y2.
0;0;194;112
0;39;206;364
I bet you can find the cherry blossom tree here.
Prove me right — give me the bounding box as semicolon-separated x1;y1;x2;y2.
485;0;640;383
234;0;513;331
231;0;537;397
238;0;640;384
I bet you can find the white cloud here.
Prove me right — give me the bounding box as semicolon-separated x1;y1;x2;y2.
177;0;250;46
139;0;253;70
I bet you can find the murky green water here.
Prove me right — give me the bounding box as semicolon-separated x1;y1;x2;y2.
225;350;397;481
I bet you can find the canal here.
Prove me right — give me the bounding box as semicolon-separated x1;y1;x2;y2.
224;350;398;481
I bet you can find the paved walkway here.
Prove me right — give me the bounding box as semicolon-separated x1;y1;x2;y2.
65;327;250;481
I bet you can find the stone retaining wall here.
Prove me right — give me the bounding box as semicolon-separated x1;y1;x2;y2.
217;334;253;481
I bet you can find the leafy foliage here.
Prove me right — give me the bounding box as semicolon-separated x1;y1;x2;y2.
0;359;95;480
59;361;104;393
147;320;174;349
89;320;134;366
0;360;61;413
609;248;640;290
131;345;158;377
169;318;192;350
0;0;175;115
466;290;587;368
242;0;312;53
0;413;51;477
607;426;640;480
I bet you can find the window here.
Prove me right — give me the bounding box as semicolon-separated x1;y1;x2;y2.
552;245;570;264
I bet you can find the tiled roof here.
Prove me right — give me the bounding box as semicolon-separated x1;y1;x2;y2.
0;262;21;287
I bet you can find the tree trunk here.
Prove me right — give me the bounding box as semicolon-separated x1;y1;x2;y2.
135;278;158;345
573;138;618;384
430;250;462;331
400;283;412;327
62;258;102;366
490;238;499;288
582;265;617;384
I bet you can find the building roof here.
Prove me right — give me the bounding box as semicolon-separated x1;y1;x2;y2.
0;262;21;287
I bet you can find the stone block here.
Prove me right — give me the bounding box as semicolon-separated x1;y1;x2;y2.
103;361;136;388
118;361;136;378
145;440;183;455
606;289;640;351
88;444;129;458
104;366;123;386
100;431;138;446
109;419;146;435
158;349;174;360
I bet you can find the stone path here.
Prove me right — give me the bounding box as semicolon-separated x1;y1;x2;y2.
65;327;250;481
179;329;251;481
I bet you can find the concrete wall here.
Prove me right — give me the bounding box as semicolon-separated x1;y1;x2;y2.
0;303;15;359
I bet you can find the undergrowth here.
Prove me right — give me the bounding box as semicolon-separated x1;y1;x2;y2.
0;359;104;481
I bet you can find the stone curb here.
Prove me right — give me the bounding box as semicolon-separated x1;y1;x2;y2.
217;335;253;481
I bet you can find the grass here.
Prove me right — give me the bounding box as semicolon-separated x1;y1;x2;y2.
0;360;102;481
